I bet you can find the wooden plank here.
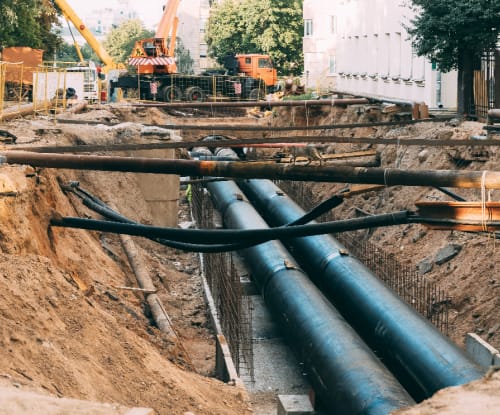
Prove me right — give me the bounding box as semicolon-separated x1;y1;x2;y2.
322;149;378;160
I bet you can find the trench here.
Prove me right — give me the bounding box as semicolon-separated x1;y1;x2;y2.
191;145;485;414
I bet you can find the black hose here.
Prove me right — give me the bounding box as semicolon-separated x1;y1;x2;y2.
59;184;367;252
50;211;412;245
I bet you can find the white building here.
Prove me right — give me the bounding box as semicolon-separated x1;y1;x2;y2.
86;0;138;39
61;0;137;43
177;0;213;74
303;0;457;109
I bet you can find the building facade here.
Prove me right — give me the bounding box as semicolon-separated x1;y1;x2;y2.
303;0;457;109
177;0;213;74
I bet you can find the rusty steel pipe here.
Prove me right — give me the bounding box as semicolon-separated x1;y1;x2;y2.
2;151;500;189
12;135;500;155
54;116;454;130
131;98;368;109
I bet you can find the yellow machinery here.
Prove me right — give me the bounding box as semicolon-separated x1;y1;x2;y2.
53;0;121;72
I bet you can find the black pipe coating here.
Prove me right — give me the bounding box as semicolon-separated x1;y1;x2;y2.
206;179;415;414
238;179;485;400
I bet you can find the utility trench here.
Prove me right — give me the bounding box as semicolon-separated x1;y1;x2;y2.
0;103;498;414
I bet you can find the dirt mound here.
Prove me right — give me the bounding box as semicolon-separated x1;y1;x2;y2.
0;115;251;414
393;368;500;415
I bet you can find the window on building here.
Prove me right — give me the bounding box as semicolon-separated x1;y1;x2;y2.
200;44;207;58
304;19;313;37
200;17;208;33
330;15;337;34
329;55;336;74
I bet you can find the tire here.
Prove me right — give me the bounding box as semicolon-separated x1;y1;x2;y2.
184;86;206;102
249;88;265;101
161;85;182;102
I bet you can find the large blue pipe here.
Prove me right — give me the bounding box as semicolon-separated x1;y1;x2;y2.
238;179;484;400
206;179;415;414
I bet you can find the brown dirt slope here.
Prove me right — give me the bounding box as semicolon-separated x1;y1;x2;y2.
0;112;251;414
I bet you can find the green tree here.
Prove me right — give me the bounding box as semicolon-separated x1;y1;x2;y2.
0;0;61;55
175;38;194;74
103;19;154;65
407;0;500;116
55;41;82;62
206;0;303;75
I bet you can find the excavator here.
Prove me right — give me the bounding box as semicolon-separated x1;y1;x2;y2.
120;0;277;101
52;0;125;101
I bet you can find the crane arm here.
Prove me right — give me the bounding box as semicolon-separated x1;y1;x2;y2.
168;16;179;57
53;0;117;70
66;18;84;62
155;0;182;40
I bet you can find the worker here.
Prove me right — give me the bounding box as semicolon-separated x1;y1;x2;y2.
150;80;159;100
185;184;192;204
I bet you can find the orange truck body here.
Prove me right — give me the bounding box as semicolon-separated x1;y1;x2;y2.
235;54;277;88
2;47;44;85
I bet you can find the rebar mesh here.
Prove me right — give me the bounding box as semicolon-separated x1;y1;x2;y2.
191;182;254;380
277;180;450;335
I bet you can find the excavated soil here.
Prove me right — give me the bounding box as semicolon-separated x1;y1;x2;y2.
0;102;499;414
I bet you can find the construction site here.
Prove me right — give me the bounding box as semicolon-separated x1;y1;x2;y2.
0;96;498;414
1;0;500;413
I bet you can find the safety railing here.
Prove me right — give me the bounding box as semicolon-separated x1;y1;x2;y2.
1;61;100;121
121;72;268;103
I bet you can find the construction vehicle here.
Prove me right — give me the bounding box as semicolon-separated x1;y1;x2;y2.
115;0;277;101
52;0;125;101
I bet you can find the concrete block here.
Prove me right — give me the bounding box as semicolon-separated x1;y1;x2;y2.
133;149;179;227
466;332;500;368
435;244;462;265
277;394;314;415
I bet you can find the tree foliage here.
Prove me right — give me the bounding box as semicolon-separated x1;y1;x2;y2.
103;19;154;65
407;0;500;72
0;0;61;55
206;0;303;75
175;38;195;74
55;42;82;62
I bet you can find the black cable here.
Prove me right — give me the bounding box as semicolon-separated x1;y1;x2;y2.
67;183;347;251
434;187;467;202
51;211;413;244
286;194;345;226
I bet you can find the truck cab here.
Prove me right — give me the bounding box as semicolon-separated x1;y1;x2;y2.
235;54;278;90
66;61;100;102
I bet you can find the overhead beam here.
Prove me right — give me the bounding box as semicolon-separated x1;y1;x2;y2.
1;151;500;189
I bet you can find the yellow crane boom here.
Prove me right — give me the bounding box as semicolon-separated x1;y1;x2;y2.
53;0;119;71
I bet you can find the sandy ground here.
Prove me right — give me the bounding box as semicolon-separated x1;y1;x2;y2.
0;102;498;413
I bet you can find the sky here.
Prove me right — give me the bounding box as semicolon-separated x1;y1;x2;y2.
68;0;166;29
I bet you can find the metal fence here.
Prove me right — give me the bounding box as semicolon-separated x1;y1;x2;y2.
277;180;450;335
473;50;497;121
1;61;101;120
191;183;254;380
125;73;269;103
